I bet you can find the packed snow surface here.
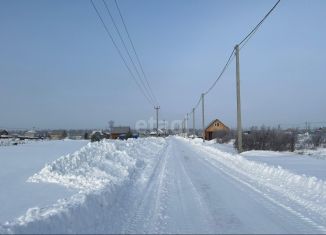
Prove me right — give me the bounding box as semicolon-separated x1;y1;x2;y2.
2;137;326;234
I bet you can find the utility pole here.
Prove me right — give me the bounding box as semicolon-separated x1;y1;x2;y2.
192;108;195;139
201;93;205;142
163;119;166;136
154;106;160;137
235;45;243;153
186;113;189;138
182;118;184;137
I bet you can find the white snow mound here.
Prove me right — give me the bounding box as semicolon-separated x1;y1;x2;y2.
2;138;167;233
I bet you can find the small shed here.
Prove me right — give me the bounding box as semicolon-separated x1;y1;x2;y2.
204;119;230;140
111;127;130;139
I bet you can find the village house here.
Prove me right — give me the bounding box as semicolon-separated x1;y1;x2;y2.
0;129;9;137
110;127;131;139
24;130;38;138
48;130;67;140
204;119;230;140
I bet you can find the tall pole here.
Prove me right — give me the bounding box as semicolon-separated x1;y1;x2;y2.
155;106;160;137
192;108;195;139
186;113;189;137
163;119;166;136
201;93;205;142
235;45;243;152
182;119;186;137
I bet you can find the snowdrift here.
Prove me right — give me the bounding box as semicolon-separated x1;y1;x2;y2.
1;138;167;234
187;137;326;224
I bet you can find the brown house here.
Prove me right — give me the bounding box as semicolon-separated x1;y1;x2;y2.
204;119;230;140
110;127;131;139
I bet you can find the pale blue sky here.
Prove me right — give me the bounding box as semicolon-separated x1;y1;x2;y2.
0;0;325;130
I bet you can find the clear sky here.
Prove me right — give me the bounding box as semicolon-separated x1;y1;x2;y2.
0;0;325;130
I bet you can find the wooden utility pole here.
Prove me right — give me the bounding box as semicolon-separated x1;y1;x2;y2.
201;93;205;142
186;113;189;137
154;106;160;137
192;108;195;139
235;45;243;152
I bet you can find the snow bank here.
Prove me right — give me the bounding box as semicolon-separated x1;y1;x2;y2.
242;150;295;157
186;137;326;220
296;148;326;160
1;138;167;234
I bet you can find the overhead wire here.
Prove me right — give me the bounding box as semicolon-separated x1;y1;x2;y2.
238;0;281;49
204;48;235;95
114;0;159;106
102;0;157;105
182;0;281;129
90;0;154;105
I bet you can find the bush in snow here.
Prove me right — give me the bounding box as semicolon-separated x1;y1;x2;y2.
216;129;236;144
234;126;297;152
296;128;326;149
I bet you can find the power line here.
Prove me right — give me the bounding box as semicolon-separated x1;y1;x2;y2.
90;0;154;105
204;48;235;95
238;0;281;49
181;0;281;135
194;95;201;110
114;0;159;106
102;0;157;105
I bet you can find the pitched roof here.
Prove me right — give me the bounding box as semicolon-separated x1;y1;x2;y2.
205;119;229;130
111;127;130;134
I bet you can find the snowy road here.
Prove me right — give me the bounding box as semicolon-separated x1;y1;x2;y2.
120;137;326;234
4;137;326;234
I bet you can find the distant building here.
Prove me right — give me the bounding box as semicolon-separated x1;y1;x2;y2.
150;129;164;136
67;130;86;140
25;130;38;138
0;130;9;136
111;127;130;139
204;119;230;140
90;131;105;142
49;130;67;140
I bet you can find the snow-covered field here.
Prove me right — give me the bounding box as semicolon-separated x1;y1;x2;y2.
242;150;326;180
0;140;87;224
1;137;326;234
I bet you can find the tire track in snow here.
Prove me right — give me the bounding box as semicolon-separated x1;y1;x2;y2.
182;138;326;233
162;140;217;233
123;139;170;233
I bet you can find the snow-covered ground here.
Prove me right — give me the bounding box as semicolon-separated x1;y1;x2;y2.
0;140;87;224
242;150;326;180
1;137;326;234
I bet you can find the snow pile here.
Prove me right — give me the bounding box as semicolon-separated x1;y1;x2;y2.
187;138;326;220
28;140;135;191
2;138;166;234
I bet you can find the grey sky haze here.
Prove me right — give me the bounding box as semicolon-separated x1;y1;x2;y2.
0;0;325;130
